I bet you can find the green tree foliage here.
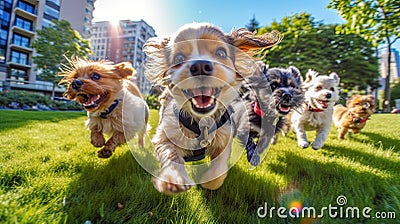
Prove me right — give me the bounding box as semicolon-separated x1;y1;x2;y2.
245;15;261;33
328;0;400;111
31;20;93;98
258;13;379;93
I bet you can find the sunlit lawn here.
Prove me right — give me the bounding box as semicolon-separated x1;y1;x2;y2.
0;110;399;223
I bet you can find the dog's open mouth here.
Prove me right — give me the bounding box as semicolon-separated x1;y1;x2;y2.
77;93;107;109
277;104;291;114
316;100;330;109
183;87;221;113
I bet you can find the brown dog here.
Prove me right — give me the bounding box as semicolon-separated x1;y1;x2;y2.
60;58;149;158
333;94;376;139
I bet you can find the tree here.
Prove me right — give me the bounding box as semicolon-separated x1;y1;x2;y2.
257;13;379;93
31;20;93;98
328;0;400;111
245;15;261;33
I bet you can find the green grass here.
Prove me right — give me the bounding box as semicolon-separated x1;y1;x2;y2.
0;110;399;223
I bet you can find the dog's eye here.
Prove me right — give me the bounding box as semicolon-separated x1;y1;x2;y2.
330;87;335;91
91;73;101;80
215;48;227;59
315;86;322;91
173;53;185;64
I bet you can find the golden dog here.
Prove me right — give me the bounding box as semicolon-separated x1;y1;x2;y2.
333;94;376;139
143;23;281;194
60;58;149;158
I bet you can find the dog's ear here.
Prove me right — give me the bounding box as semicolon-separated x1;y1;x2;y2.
346;94;358;106
226;28;282;52
113;62;136;79
226;29;282;78
365;94;376;111
143;37;170;84
304;69;318;84
288;66;302;85
329;72;340;85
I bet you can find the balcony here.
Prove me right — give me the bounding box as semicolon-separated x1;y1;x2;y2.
4;79;65;94
14;7;37;21
9;44;33;53
11;26;35;37
8;59;32;69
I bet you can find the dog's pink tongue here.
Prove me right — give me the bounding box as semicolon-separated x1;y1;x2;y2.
318;100;328;108
192;87;213;107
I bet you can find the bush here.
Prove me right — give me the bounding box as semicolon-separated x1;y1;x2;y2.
0;91;82;111
144;94;160;110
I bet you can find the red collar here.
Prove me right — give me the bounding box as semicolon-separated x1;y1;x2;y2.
306;103;324;112
253;101;265;117
349;112;369;123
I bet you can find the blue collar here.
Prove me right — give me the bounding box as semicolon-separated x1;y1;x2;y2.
100;100;119;119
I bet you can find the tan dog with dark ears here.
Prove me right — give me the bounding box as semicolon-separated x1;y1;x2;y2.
333;94;376;139
144;22;282;194
60;58;149;158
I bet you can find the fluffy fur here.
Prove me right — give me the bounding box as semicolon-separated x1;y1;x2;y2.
60;58;149;158
143;22;282;194
233;62;304;164
290;69;340;150
333;94;376;139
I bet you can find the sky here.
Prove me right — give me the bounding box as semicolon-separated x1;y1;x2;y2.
92;0;399;50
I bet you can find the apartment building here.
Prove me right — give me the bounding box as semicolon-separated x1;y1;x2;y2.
90;19;156;93
59;0;96;39
0;0;96;95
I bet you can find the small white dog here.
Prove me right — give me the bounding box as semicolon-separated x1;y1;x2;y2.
290;70;340;150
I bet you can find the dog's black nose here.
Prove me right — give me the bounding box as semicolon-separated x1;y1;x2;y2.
190;60;213;76
282;92;292;101
71;79;83;90
326;93;332;99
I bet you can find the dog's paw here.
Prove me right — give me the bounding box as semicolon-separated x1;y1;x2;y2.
97;147;114;158
91;133;105;147
311;141;323;150
298;140;310;148
152;167;194;195
201;172;227;190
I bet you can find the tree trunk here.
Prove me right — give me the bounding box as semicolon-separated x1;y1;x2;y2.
51;82;56;100
383;41;391;112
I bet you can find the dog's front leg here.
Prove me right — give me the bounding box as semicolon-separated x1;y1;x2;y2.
90;127;105;147
152;141;194;194
293;124;310;148
201;142;232;190
98;131;125;158
312;126;330;150
338;126;348;140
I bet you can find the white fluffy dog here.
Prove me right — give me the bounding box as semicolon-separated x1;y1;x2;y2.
290;70;340;150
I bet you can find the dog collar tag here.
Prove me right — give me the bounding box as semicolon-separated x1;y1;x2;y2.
199;117;214;147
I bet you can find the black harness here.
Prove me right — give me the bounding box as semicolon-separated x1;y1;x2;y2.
173;105;234;162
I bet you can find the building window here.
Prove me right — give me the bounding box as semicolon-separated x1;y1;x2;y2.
0;28;8;46
0;47;6;63
11;50;29;65
10;68;28;81
15;16;33;31
41;18;54;28
12;33;30;48
44;5;59;19
46;0;61;6
17;1;36;14
1;10;11;27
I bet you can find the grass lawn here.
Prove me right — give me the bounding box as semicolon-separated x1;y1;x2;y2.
0;110;399;223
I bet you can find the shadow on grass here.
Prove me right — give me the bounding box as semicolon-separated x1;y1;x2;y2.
64;149;284;223
0;110;86;132
323;143;399;174
266;150;398;222
351;131;400;153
